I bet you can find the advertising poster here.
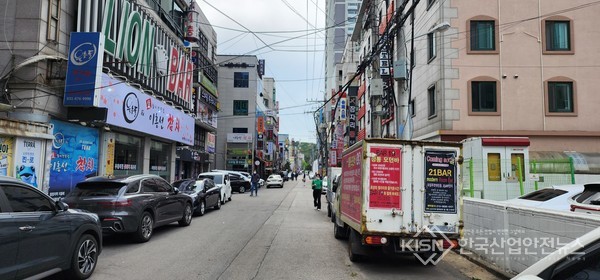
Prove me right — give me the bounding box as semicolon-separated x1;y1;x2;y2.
0;137;14;176
368;146;402;209
206;133;216;154
49;120;99;199
341;148;362;224
14;138;43;189
424;151;457;214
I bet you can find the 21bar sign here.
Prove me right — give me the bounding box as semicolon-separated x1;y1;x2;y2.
424;150;457;214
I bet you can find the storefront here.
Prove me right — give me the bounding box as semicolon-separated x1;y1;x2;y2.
150;140;171;180
112;133;143;177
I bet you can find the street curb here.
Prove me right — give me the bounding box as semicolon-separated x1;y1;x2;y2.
453;250;516;280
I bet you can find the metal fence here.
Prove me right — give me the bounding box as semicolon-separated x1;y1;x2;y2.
461;157;575;200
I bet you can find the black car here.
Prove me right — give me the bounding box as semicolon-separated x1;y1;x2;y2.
172;178;221;216
0;176;102;279
63;174;193;243
229;173;251;193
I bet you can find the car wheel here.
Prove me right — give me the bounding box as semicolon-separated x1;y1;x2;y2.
198;200;206;216
239;186;246;193
65;234;98;279
178;203;193;226
133;211;154;243
214;197;221;210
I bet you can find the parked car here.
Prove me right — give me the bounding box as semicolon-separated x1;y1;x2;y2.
63;174;193;243
570;182;600;214
326;174;341;219
503;184;584;211
282;171;289;182
258;178;265;188
513;226;600;279
172;178;221;216
0;176;102;279
198;171;232;203
322;176;329;195
266;174;284;188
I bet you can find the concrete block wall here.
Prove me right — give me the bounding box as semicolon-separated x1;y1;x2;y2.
462;197;600;274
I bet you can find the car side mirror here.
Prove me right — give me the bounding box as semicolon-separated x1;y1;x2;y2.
173;187;180;194
56;201;69;212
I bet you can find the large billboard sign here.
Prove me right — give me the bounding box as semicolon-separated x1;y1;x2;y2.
99;73;194;145
100;0;194;110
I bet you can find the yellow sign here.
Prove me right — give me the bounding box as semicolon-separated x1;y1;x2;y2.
105;138;115;175
0;137;14;177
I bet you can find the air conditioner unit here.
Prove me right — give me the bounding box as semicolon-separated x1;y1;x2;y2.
370;79;383;96
393;58;407;81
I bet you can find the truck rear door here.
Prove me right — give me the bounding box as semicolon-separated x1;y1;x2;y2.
363;142;406;234
413;145;461;237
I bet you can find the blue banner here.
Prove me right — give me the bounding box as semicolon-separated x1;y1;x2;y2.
64;32;104;107
48;120;99;199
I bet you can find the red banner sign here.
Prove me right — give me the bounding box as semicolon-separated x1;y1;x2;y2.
368;146;402;209
341;147;363;224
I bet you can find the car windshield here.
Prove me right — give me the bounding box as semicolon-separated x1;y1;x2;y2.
199;174;223;184
269;175;281;179
68;182;127;197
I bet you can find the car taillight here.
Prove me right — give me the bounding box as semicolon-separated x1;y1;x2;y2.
98;200;132;208
365;236;387;245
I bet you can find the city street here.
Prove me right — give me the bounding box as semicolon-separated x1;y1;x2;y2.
75;179;501;280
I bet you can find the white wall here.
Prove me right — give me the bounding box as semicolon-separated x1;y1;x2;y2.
462;198;600;274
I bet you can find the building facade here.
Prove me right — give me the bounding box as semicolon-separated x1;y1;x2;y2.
0;0;219;198
344;0;600;153
215;55;262;175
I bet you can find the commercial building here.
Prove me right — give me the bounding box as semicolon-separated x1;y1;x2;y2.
216;55;278;177
0;0;219;198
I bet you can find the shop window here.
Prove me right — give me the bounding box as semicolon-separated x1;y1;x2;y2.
150;140;171;181
234;72;249;88
114;134;142;176
467;16;499;54
511;153;525;181
233;100;248;115
542;16;574;54
468;77;500;116
545;78;577;116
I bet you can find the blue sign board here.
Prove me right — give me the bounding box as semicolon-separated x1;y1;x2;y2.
48;120;99;199
64;32;104;107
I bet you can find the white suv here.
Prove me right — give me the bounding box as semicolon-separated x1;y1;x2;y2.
198;172;232;204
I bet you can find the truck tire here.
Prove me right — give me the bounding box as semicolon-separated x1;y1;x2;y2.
348;229;364;262
333;220;348;240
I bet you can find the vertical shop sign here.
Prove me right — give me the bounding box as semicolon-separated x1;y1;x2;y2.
206;133;216;154
14;138;43;188
49;120;99;199
0;137;14;176
424;150;457;214
257;117;265;134
368;146;402;209
64;32;104;106
106;137;115;175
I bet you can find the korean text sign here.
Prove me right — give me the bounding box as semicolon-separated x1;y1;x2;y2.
368;146;402;209
424;150;457;213
341;148;363;224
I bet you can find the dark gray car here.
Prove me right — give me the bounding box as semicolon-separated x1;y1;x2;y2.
63;174;193;243
0;176;102;279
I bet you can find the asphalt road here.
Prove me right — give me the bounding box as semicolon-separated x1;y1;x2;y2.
82;179;501;280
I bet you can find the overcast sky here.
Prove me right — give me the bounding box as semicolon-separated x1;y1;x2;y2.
200;0;328;144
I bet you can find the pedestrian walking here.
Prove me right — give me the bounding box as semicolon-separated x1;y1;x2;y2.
250;171;260;196
311;174;322;210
